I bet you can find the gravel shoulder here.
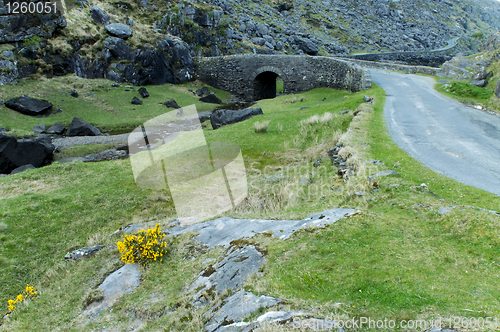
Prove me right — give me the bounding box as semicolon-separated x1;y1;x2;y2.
51;133;130;148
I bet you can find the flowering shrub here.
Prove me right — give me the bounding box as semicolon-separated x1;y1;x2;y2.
7;284;38;315
117;223;168;266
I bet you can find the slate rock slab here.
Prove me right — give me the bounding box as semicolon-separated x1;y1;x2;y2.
200;94;222;104
10;164;35;175
90;6;110;25
105;23;133;39
470;79;487;87
64;245;106;260
191;245;265;303
164;99;180;109
82;148;128;162
0;133;54;174
205;290;283;332
438;206;457;215
83;264;141;317
67;117;101;137
496;79;500;98
104;36;131;59
165;208;356;248
32;124;46;134
131;96;143;105
196;87;211;96
138;87;149;98
47;123;65;135
210;107;263;130
5;96;53;116
368;170;398;181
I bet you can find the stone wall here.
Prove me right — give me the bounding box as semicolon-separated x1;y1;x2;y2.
339;58;442;76
196;55;369;101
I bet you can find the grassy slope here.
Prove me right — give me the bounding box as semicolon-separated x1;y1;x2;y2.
1;79;500;331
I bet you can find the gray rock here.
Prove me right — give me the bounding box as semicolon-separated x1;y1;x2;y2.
210;107;263;129
32;124;47;134
438;206;457;215
67;117;101;137
83;264;141;317
200;94;222;104
105;23;133;39
293;36;318;55
438;79;450;83
355;191;366;196
205;290;283;332
472;69;488;81
252;37;266;46
5;96;53;116
164;99;180;109
165;208;357;248
368;170;398;181
104;37;131;59
90;6;110;25
196;87;211;96
70;90;78;98
131;96;142;105
126;17;134;26
366;160;384;165
363;95;373;103
340;110;349;115
47;123;65;135
191;245;265;301
10;164;35;175
64;245;106;260
470;79;487;87
495;79;500;98
0;133;54;174
82;148;128;162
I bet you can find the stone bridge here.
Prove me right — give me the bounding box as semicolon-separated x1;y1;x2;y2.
195;55;370;101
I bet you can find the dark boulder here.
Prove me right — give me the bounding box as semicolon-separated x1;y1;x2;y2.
105;23;133;39
131;97;143;105
10;164;36;175
0;133;54;174
47;123;65;135
293;36;319;56
198;111;213;122
164;99;180;109
472;69;488;81
32;124;47;134
0;10;66;44
103;37;131;59
67;117;101;136
470;79;487;87
90;6;110;26
70;90;78;98
200;94;222;104
138;87;149;98
5;96;53;116
196;87;211;96
210;107;263;129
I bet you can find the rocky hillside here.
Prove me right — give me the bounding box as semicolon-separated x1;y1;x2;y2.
1;0;500;85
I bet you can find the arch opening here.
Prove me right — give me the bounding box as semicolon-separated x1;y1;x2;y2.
253;71;279;100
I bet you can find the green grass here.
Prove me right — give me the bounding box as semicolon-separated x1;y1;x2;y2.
436;81;493;100
54;143;118;160
1;80;500;331
0;75;232;134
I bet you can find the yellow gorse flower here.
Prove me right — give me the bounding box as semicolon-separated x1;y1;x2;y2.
117;223;168;266
7;284;38;314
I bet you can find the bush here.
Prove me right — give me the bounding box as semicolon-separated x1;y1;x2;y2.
117;223;168;267
7;284;38;315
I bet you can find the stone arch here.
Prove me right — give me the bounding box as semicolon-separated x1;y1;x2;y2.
251;66;287;100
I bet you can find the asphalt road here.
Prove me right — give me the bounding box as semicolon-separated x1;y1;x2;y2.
370;69;500;196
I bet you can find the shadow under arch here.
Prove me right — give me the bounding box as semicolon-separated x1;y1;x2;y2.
251;66;287;100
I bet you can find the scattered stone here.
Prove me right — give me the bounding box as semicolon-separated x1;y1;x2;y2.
411;183;429;192
366;160;384;165
196;87;211;96
32;124;47;134
105;23;133;39
300;178;312;185
495;79;500;98
317;98;327;102
368;170;398;181
5;96;53;116
131;97;143;105
163;99;180;109
64;245;106;260
0;133;54;174
355;191;366;196
176;109;183;117
363;95;373;103
340;110;349;115
67;117;101;137
470;79;487;87
111;83;120;87
70;90;79;98
425;328;459;332
138;87;149;98
389;183;400;187
438;206;458;215
199;94;222;104
90;6;110;25
83;264;141;317
313;159;322;167
165;208;356;248
82;148;128;162
205;290;283;332
438;79;450;83
197;111;213;122
211;107;263;129
47;123;65;135
191;245;265;304
10;164;35;175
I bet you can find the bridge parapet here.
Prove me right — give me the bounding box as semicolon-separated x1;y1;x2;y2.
195;55;370;101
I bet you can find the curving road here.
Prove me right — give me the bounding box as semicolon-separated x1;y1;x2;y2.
370;70;500;196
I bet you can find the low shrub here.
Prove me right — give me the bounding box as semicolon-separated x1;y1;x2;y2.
7;284;38;315
117;223;168;266
254;120;270;133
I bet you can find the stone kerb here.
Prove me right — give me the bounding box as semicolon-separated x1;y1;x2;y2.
340;58;442;76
